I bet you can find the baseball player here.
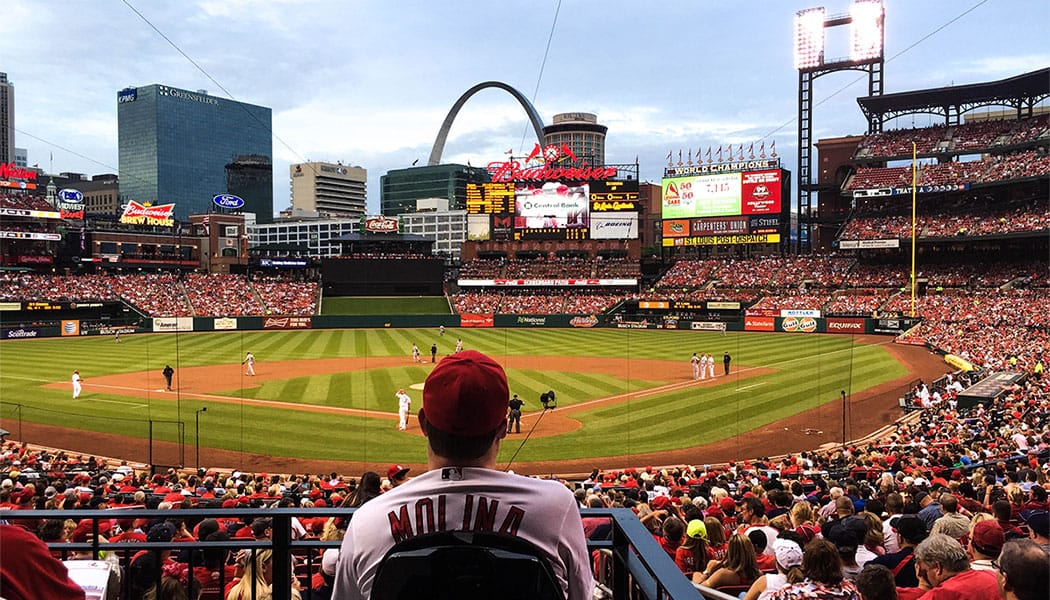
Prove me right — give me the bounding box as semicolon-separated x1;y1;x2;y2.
439;324;445;337
411;344;420;362
396;389;412;431
162;365;175;391
332;351;593;600
71;370;82;399
455;338;463;353
707;353;716;379
699;353;708;380
691;353;701;380
430;343;437;363
243;352;256;376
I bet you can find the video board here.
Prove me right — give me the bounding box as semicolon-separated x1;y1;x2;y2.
465;179;639;241
662;169;782;219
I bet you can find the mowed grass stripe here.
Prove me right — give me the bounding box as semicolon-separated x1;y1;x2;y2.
0;329;911;463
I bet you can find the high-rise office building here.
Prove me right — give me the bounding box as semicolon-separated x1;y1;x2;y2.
289;161;366;219
227;154;274;224
0;73;14;166
543;112;607;166
117;84;272;221
380;164;490;216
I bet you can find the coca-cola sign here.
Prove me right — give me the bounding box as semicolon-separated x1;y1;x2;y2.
120;201;175;226
363;217;399;233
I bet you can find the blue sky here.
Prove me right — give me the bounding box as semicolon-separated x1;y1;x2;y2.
4;0;1047;215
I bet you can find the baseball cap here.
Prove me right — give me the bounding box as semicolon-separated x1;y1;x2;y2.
322;548;339;577
890;515;928;545
970;520;1005;554
650;496;671;511
1020;510;1049;538
147;522;176;542
772;538;803;568
44;486;57;499
387;465;410;482
686;519;708;540
719;497;736;512
421;350;509;436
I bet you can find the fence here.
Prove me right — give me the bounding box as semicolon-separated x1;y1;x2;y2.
13;507;703;600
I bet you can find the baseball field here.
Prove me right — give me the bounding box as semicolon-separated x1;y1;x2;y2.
0;327;944;476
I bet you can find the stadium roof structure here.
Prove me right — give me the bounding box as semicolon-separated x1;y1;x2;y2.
857;68;1050;127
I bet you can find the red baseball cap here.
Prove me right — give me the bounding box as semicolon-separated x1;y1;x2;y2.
387;464;410;481
421;350;509;436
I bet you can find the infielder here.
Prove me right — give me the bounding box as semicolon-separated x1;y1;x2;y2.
411;344;420;362
691;353;701;380
699;353;708;380
455;338;463;353
243;352;256;376
707;353;716;379
396;389;412;431
72;370;83;399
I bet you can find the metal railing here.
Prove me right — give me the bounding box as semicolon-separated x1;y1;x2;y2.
13;506;703;600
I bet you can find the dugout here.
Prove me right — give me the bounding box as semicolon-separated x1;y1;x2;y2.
956;371;1026;411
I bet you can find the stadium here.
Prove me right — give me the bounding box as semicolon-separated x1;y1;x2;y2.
1;3;1048;600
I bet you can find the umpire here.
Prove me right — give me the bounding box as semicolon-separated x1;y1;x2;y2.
162;365;174;391
507;394;524;433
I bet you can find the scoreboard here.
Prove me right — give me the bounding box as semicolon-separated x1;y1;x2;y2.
465;179;639;241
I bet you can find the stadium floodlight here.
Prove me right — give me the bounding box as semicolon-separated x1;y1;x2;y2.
850;0;884;62
794;7;826;70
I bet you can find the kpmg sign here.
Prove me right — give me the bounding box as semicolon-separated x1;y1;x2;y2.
213;194;245;209
118;88;137;103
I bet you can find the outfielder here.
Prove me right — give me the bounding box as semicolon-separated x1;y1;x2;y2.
396;389;412;431
411;344;420;362
71;370;82;399
455;338;463;353
243;352;256;376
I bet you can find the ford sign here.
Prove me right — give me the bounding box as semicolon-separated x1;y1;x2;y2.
58;189;84;203
213;194;245;209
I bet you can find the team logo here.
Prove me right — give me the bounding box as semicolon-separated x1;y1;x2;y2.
752;184;770;199
524;143;578;164
664;182;681;205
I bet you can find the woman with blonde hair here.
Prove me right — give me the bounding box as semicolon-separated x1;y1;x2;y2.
692;533;762;589
226;550;301;600
675;520;710;577
705;516;728;561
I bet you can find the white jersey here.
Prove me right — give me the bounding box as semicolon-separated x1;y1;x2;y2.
397;392;411;413
332;467;594;600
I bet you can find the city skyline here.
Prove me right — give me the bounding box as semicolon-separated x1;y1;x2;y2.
3;0;1048;215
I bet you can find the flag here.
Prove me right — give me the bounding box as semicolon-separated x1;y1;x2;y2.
771;140;777;157
705;147;712;163
759;141;766;158
748;143;754;158
666;151;672;163
738;144;744;159
678;150;683;166
505;148;513;155
716;146;723;160
687;148;693;165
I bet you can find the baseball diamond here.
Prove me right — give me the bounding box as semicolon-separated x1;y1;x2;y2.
0;327;943;477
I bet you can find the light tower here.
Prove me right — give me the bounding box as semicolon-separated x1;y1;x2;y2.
794;0;884;252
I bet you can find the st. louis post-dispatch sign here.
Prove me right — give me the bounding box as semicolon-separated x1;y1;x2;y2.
663;233;781;246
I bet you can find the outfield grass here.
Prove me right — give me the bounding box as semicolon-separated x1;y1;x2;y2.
320;296;451;315
0;329;907;464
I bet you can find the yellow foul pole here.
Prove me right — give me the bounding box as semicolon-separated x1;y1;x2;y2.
910;142;917;318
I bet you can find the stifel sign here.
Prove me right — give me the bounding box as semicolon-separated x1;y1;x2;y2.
120;201;175;226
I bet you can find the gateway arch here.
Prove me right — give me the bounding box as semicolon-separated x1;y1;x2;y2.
427;81;545;166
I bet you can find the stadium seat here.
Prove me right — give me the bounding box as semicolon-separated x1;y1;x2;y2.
370;531;563;600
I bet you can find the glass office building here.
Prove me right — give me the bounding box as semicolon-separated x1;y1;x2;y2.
380;164;490;216
117;84;272;221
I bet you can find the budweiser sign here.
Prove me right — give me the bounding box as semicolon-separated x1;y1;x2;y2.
569;315;599;328
487;161;617;183
0;163;38;181
363;216;399;233
120;201;175;226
